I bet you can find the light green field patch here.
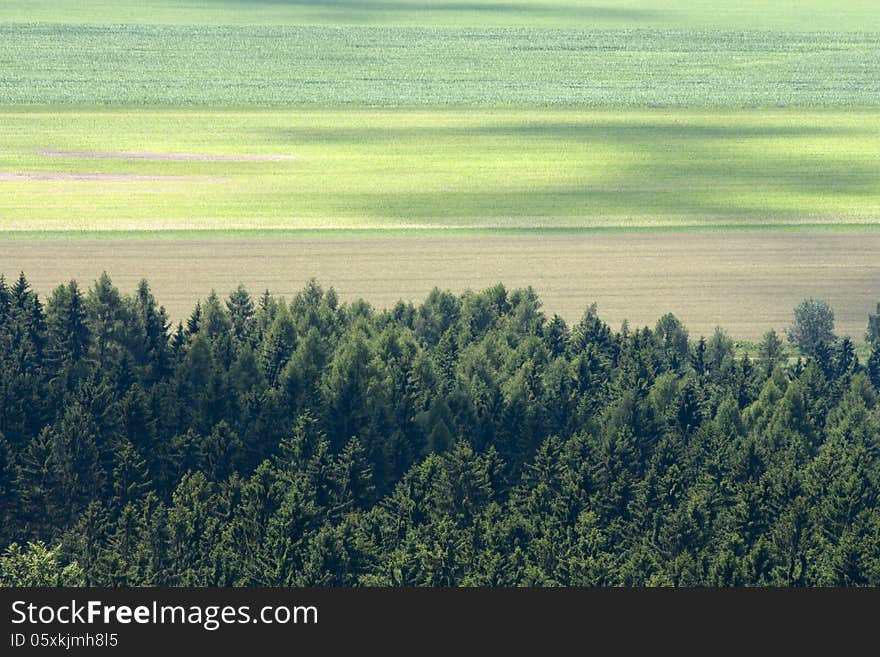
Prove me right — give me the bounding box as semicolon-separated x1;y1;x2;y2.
0;108;877;232
1;0;877;31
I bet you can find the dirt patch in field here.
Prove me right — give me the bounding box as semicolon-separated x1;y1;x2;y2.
0;172;227;182
2;232;878;340
37;150;297;162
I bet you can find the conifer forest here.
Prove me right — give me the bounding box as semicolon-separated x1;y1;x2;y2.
2;273;879;586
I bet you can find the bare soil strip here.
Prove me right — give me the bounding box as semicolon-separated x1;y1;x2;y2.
37;150;297;161
1;232;877;340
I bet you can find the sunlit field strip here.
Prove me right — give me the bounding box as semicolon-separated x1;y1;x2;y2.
1;108;878;232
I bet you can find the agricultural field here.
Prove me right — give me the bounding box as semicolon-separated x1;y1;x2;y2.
2;231;879;340
2;25;878;106
1;0;876;30
1;108;878;231
0;0;878;335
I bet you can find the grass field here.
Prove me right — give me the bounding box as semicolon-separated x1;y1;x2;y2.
1;0;877;31
2;231;878;339
1;108;878;231
1;1;878;337
3;25;878;106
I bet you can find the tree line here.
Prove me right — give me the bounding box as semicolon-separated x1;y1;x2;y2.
1;272;880;586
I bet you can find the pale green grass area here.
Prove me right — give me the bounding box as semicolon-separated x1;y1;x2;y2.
1;0;877;31
0;108;878;232
2;25;877;106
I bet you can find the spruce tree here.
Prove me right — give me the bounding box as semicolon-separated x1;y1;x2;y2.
86;272;126;369
46;402;104;527
134;279;170;382
868;342;880;390
226;284;256;342
260;304;297;386
0;434;17;546
45;281;91;380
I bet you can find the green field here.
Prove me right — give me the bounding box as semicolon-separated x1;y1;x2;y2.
2;1;878;107
3;25;878;106
0;1;878;330
1;0;877;31
1;108;878;232
2;1;877;233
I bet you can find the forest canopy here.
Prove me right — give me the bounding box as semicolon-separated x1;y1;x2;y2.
1;273;879;586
